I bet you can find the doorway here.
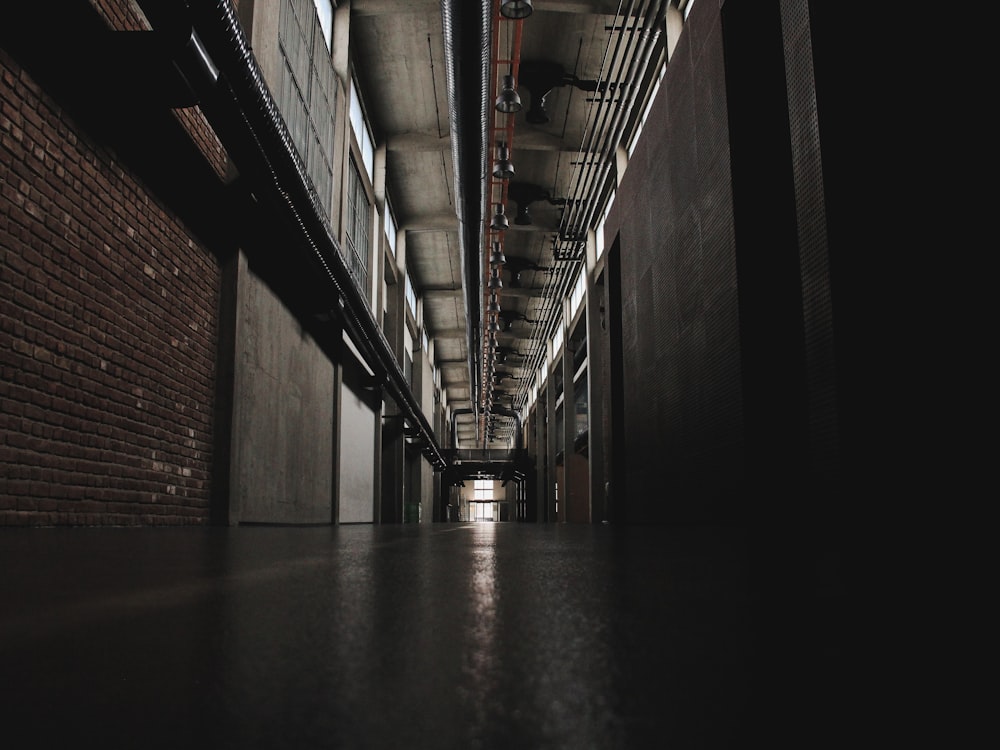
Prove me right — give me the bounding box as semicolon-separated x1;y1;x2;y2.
470;501;498;522
606;234;627;523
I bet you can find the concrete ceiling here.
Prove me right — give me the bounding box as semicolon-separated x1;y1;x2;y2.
349;0;666;447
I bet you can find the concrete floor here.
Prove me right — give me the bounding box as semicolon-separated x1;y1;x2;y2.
0;523;857;748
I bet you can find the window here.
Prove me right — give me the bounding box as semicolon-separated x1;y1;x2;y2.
277;0;337;221
405;273;418;321
403;327;413;383
349;79;375;180
595;193;613;259
627;61;666;157
384;198;397;257
570;268;586;319
470;501;494;522
473;480;493;501
312;0;333;50
552;326;564;357
346;159;371;293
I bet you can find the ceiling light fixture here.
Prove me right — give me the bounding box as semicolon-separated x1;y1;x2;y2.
490;241;507;265
490;203;508;231
495;74;522;113
500;0;533;19
492;143;515;180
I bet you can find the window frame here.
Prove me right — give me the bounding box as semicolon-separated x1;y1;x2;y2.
345;156;372;295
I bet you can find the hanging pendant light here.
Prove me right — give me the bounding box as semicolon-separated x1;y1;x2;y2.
495;74;522;113
500;0;533;19
490;241;507;265
490;203;508;231
487;293;501;313
488;267;503;289
492;143;515;179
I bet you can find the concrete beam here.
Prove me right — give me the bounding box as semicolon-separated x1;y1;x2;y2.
426;327;468;338
386;132;451;152
351;0;440;16
400;214;459;232
512;129;598;154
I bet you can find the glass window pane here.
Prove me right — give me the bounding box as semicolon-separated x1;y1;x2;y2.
313;0;333;50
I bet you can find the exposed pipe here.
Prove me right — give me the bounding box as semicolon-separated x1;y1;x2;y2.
564;0;668;246
137;0;447;468
450;407;474;448
442;0;492;447
482;2;526;448
506;0;646;406
491;407;523;449
515;0;669;412
556;0;649;248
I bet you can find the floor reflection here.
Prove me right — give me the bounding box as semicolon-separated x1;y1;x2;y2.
0;523;753;749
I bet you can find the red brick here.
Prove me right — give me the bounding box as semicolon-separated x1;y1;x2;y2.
1;37;220;527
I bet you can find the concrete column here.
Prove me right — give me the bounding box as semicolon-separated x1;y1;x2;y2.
410;319;433;523
246;0;281;90
380;408;405;524
378;230;407;523
332;1;351;84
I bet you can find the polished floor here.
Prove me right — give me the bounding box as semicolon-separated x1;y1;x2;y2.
1;522;857;748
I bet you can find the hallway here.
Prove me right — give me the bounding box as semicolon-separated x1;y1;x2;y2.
0;522;829;749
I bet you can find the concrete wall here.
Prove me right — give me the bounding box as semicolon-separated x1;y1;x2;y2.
414;340;435;522
229;255;335;524
338;348;376;523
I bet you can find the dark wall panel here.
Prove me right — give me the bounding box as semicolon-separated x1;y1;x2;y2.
610;2;743;523
604;0;854;525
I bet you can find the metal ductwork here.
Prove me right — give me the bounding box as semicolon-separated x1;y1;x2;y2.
441;0;492;446
490;407;523;449
450;407;474;448
135;0;447;469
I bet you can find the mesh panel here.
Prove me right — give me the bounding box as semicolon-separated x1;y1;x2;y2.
614;7;744;520
782;0;839;476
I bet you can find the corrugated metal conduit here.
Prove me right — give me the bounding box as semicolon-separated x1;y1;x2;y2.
441;0;493;446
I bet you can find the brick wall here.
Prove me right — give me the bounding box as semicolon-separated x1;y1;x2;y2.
0;46;222;525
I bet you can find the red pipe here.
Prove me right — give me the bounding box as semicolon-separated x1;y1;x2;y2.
481;2;525;444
